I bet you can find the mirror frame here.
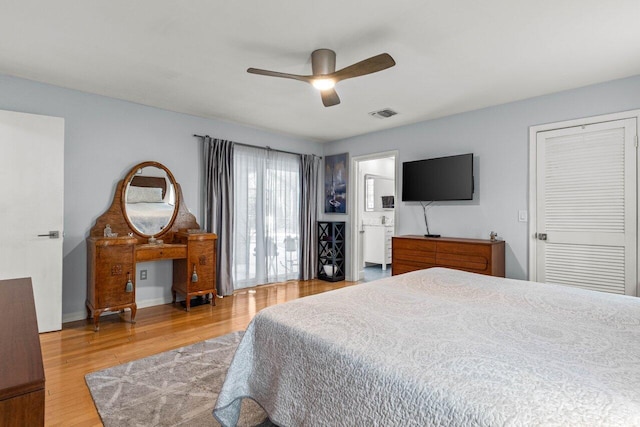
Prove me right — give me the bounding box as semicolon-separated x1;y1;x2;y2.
121;161;179;238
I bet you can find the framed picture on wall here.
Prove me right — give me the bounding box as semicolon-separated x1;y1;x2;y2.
324;153;348;214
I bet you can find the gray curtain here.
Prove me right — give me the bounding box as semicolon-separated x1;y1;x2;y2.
299;154;320;280
203;137;235;296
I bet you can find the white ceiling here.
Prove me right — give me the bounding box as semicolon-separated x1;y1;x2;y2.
1;1;639;142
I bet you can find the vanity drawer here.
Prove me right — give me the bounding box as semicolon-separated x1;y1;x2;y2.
136;244;187;261
95;245;135;308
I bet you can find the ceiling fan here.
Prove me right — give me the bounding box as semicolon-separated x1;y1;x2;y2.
247;49;396;107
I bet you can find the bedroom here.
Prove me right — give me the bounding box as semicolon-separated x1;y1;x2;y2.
1;1;639;425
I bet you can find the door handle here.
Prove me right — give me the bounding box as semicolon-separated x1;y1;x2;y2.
38;230;60;239
537;233;547;241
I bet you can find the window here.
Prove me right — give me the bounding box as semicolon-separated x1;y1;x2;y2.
233;146;300;288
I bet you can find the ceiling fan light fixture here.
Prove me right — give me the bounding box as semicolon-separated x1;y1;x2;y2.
247;50;395;107
312;78;335;91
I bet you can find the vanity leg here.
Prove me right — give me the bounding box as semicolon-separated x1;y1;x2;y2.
171;289;177;304
93;309;103;332
130;304;137;324
210;293;216;306
185;297;191;312
86;303;92;320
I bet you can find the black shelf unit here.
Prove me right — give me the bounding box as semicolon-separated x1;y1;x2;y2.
318;221;346;282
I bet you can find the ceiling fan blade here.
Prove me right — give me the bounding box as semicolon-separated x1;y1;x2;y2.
321;88;341;107
247;68;312;84
332;53;396;82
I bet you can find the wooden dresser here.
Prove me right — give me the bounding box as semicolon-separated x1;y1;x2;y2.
0;278;45;426
392;235;505;277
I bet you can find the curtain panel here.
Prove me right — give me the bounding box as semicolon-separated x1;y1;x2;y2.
203;137;235;296
300;154;320;280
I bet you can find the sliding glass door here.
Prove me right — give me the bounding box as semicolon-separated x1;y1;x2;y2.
233;145;300;288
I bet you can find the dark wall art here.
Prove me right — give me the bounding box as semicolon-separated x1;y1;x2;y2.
324;153;348;214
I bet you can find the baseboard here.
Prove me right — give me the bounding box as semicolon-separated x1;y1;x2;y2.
62;296;175;324
136;296;175;309
62;311;89;324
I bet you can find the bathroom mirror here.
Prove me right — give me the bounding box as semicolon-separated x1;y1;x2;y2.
121;161;179;237
364;174;395;212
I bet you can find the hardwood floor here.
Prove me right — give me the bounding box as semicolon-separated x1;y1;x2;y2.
40;279;355;426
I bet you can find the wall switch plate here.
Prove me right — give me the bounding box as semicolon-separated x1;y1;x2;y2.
140;270;147;280
518;210;528;222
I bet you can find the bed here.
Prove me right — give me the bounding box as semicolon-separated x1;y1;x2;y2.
213;267;640;426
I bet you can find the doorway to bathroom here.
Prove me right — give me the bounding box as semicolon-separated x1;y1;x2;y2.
350;151;398;282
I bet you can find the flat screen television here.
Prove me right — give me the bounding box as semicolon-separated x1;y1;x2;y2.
402;153;474;201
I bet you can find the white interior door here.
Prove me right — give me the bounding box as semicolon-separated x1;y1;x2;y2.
0;109;64;332
535;118;637;295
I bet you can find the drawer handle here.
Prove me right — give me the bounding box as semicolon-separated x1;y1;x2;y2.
192;264;199;282
125;272;133;292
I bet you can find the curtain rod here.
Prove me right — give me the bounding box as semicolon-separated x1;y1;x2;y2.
193;134;322;159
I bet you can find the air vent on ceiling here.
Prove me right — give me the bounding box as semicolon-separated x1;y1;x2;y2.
369;108;398;119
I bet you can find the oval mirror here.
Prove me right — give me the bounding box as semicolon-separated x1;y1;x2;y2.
121;161;179;237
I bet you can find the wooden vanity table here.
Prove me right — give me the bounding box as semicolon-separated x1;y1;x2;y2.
86;161;217;331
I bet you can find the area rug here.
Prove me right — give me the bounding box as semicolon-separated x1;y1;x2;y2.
85;331;272;426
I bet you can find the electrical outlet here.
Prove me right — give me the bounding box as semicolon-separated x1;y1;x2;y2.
518;210;528;222
140;270;147;280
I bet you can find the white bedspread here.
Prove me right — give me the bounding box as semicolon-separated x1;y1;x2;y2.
213;268;640;426
126;202;174;235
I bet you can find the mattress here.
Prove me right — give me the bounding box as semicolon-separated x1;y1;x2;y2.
213;267;640;426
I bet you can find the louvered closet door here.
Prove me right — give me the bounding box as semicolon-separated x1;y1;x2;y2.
536;118;637;295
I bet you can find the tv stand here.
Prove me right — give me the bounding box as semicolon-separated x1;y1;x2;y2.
424;234;441;238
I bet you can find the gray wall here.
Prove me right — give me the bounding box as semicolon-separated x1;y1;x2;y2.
3;72;639;321
0;74;322;322
323;75;640;280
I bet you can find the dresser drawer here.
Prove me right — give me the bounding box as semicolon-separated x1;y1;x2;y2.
392;261;436;275
435;252;489;273
436;242;492;257
392;246;436;264
136;244;187;261
393;237;435;251
436;242;491;273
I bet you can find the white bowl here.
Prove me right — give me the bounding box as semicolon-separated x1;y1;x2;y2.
323;264;337;277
